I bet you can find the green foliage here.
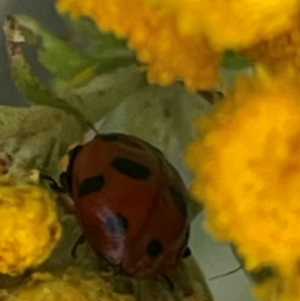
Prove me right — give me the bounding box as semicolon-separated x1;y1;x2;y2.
14;15;135;83
64;15;128;54
222;49;254;70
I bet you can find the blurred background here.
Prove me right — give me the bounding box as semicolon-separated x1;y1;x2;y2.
0;1;256;300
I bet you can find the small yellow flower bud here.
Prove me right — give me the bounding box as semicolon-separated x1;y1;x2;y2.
12;267;134;301
0;183;62;275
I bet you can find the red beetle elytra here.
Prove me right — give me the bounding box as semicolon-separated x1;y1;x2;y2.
60;133;190;278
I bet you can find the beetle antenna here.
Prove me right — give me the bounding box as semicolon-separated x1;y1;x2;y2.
40;174;66;193
71;234;86;259
209;266;242;281
182;247;191;258
86;121;100;135
162;275;174;291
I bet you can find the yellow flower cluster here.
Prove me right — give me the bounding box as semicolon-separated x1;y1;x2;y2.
0;181;61;275
186;70;300;300
5;266;134;301
57;0;300;90
244;16;300;80
253;274;300;301
148;0;300;51
57;0;221;90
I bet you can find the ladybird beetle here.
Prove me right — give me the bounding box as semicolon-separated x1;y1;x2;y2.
60;133;190;278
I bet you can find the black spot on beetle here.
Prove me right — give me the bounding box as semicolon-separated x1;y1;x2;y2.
97;133;122;141
170;186;188;217
111;157;151;179
105;214;128;234
147;239;163;257
79;174;105;197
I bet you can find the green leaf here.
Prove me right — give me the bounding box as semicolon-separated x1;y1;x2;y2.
14;14;97;80
3;15;145;175
64;15;128;53
222;50;254;70
0;66;146;176
4;15;92;131
11;14;135;83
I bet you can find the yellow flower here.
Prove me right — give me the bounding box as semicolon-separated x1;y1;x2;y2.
0;182;62;275
9;267;134;301
253;272;300;301
244;16;300;79
57;0;221;90
186;69;300;277
148;0;300;51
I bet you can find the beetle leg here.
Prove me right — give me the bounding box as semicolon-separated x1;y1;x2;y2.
162;275;174;291
71;234;86;259
209;266;242;281
182;247;191;258
40;174;66;193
